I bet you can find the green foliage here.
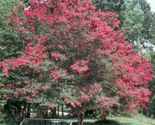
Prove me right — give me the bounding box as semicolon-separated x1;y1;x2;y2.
0;29;23;59
0;0;23;60
146;53;155;117
150;13;155;44
120;0;155;59
0;1;23;124
0;0;23;82
92;0;124;12
0;0;18;21
147;95;155;117
120;0;145;42
23;0;29;6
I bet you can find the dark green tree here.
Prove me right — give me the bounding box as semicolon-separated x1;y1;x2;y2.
93;0;124;12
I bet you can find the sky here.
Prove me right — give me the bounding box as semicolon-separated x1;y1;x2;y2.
146;0;155;12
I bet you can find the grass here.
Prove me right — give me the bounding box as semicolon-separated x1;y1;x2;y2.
34;115;155;125
1;113;155;125
110;114;155;125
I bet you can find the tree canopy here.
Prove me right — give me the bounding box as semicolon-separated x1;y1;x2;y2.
0;0;154;124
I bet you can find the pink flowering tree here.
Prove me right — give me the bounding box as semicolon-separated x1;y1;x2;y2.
0;0;153;124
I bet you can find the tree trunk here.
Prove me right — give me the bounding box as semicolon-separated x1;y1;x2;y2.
101;110;108;120
78;112;84;125
62;104;64;117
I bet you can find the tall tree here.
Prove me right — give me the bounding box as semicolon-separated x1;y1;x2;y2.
0;0;153;124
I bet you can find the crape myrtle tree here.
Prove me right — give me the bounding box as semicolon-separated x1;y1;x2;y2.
0;0;153;124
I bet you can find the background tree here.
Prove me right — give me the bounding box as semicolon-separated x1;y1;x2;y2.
150;13;155;45
93;0;124;12
0;1;26;125
120;0;145;42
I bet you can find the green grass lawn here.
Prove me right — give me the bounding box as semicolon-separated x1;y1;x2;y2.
110;114;155;125
1;113;155;125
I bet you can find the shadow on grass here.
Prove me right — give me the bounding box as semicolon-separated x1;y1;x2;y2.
23;119;132;125
94;120;122;125
94;120;139;125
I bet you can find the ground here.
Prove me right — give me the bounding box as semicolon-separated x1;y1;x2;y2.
110;114;155;125
1;113;155;125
